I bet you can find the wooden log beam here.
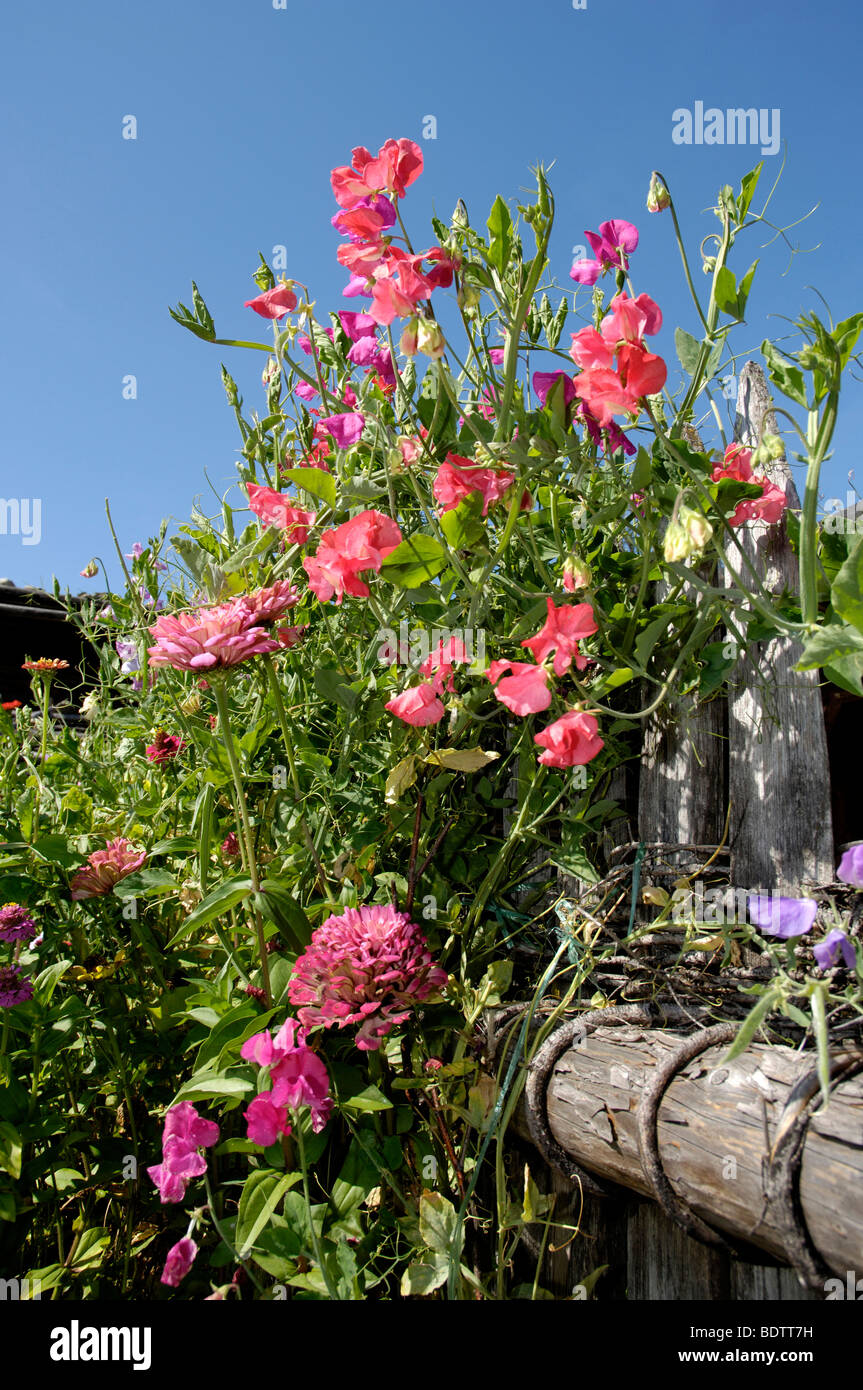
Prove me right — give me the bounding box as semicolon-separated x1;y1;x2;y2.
487;1011;863;1285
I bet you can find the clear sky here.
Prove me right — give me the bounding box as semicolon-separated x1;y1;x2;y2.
1;0;861;593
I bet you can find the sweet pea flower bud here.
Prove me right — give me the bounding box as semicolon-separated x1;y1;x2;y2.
763;432;785;460
678;505;713;552
262;357;280;388
563;556;592;592
416;320;446;359
663;520;691;563
400;317;419;356
452;198;469;229
458;282;481;311
387;446;405;474
79;559;99;578
647;172;670;213
702;255;717;275
642;885;670;907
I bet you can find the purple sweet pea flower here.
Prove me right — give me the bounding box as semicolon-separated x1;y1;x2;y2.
570;218;639;286
533;370;577;409
837;844;863;889
294;380;318;400
488;347;505;365
318;412;365;449
125;542;145;559
115;639;140;675
338;311;376;342
347;335;380;367
813;928;856;972
748;895;818;939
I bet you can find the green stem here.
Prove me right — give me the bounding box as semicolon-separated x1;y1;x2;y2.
263;657;335;904
295;1121;340;1300
212;680;272;1005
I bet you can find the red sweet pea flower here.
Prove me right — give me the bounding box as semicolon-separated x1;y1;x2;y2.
521;598;598;677
419;636;471;694
244;283;298;320
711;443;787;526
247;484;316;544
433;454;529;516
534;710;604;768
616;341;668;399
331;139;423;209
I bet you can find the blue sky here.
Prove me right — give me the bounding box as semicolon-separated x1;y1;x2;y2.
1;0;861;593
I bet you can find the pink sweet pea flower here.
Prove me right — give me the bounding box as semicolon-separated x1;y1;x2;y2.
486;659;552;715
419;636;470;694
332;194;397;243
489;348;505;365
521;598;598;676
147;1103;220;1205
161;1237;198;1288
244;283;298;320
535;710;604;767
245;1093;292;1147
570;219;639;285
247;484;316;544
600;292;663;346
331;139;423;208
569;328;617;373
711;443;787;526
241;1018;333;1139
303;510;402;604
433;454;529;517
338;310;377;341
385;683;446;726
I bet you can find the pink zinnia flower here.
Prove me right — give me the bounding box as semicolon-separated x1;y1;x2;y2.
161;1237;199;1288
288;903;448;1051
521;598;598;677
69;838;146;900
534;710;604;768
146;730;186;763
148;599;280;673
247;485;316;545
0;964;33;1008
486;659;552;715
244;283;298;320
238;580;301;626
385;683;446;726
0;903;37;943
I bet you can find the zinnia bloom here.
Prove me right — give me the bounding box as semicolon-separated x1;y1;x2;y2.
146;730;186;763
747;895;817;939
161;1237;199;1288
0;903;37;943
534;710;604;768
238;581;301;626
288;903;447;1050
521;598;598;676
0;964;33;1007
69;838;147;900
22;658;69;673
148;599;280;672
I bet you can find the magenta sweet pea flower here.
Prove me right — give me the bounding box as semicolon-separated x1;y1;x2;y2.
317;412;365;449
161;1237;198;1288
533;371;576;409
813;929;856;972
570;219;639;285
747;895;818;938
147;1103;219;1205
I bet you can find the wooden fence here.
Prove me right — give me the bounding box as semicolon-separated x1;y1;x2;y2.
488;364;861;1301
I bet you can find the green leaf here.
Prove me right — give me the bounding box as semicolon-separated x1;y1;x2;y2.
631;447;652;491
236;1170;298;1258
313;666;358;713
796;621;863;672
381;533;449;588
713;266;738;316
737;162;763;221
385;754;419;806
71;1227;110;1272
400;1251;449;1296
833;313;863;370
830;533;863;635
423;748;500;773
282;466;337;510
254;878;313;950
635;614;672;671
167;876;254;945
113;868;176;898
340;1084;393;1114
822;651;863;697
0;1122;22;1180
486;195;512;274
735;260;759;319
419;1190;460;1256
761;340;807;408
439;495;484;550
721;986;782;1062
674;327;702;376
173;1071;255;1104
